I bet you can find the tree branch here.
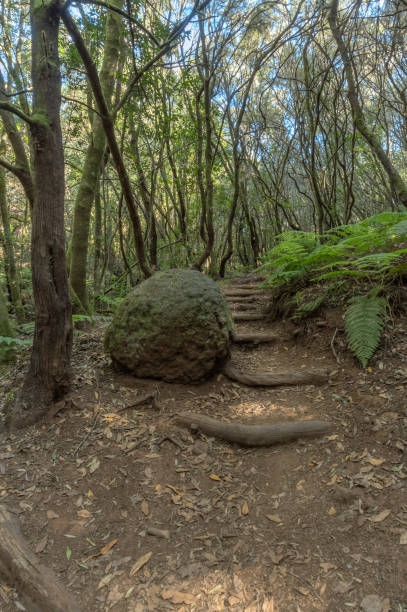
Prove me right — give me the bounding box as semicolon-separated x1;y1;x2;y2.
0;157;20;176
0;89;32;99
72;0;161;47
114;0;212;115
0;102;34;126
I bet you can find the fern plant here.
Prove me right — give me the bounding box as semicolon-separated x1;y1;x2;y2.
345;295;387;366
260;211;407;364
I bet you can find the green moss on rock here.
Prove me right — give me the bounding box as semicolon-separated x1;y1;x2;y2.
104;269;233;382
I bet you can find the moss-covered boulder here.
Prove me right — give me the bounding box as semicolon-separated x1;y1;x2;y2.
104;269;233;382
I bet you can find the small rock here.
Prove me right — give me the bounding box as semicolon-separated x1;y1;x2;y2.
191;440;208;455
360;594;384;612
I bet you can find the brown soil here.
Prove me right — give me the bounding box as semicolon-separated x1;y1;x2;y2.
0;279;406;612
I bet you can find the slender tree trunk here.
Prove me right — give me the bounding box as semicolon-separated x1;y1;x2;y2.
0;73;34;210
62;9;151;278
0;163;24;322
69;0;122;312
193;13;215;271
93;180;103;302
0;286;15;364
7;0;72;429
328;0;407;208
219;145;240;277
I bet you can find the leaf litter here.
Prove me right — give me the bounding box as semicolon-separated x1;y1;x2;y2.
0;311;406;610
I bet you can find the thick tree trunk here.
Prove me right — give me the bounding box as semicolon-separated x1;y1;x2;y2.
69;0;122;312
6;0;72;429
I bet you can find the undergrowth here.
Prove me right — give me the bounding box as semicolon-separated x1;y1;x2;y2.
261;211;407;366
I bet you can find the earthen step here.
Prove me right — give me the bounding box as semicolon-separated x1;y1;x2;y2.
226;296;259;303
232;332;277;344
230;303;260;311
226;284;263;291
223;289;263;297
232;313;265;321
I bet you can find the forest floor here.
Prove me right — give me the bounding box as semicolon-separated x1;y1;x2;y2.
0;276;407;612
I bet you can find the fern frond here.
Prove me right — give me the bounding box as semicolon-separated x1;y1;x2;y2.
345;295;387;367
293;293;328;318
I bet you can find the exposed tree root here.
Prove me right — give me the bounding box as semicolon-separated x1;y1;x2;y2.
232;332;277;344
223;362;329;386
232;312;265;321
176;412;333;446
0;505;78;612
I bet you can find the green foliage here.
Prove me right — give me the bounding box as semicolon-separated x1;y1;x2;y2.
261;211;407;365
263;211;407;290
263;212;407;291
0;335;30;363
345;295;387;367
291;289;331;319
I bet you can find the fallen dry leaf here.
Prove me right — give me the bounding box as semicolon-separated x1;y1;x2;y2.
320;562;336;572
241;501;249;515
35;535;48;553
88;457;100;473
129;552;152;576
147;527;170;539
209;474;222;481
371;509;391;523
265;514;282;523
97;573;115;590
400;531;407;545
141;501;149;516
367;457;385;467
161;590;196;604
82;538;118;562
77;509;92;519
328;506;336;516
46;510;59;520
295;586;309;596
100;539;118;555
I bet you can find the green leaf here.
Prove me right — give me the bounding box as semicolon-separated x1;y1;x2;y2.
66;546;72;561
345;295;387;367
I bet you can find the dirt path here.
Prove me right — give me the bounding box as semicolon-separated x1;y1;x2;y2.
0;278;406;611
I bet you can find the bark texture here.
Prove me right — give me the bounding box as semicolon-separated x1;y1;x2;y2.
69;0;122;311
223;362;329;387
6;0;72;429
0;504;78;611
0;163;24;321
